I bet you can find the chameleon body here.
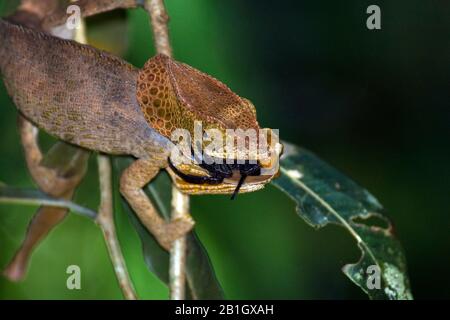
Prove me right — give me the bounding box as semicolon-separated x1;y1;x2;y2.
0;19;171;164
0;18;280;249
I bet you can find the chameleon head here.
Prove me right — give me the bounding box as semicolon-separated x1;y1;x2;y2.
136;54;282;198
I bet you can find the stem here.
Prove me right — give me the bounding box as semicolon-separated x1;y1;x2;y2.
169;186;188;300
97;155;137;300
145;0;189;300
144;0;172;56
0;187;96;219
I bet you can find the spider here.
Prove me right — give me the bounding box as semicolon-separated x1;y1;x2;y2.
168;146;261;200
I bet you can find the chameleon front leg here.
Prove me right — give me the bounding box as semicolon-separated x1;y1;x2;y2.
120;158;195;251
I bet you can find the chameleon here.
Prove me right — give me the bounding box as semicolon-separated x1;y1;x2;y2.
0;18;281;251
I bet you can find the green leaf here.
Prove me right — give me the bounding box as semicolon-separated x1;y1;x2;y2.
113;157;225;300
0;0;21;16
271;142;413;300
0;185;97;219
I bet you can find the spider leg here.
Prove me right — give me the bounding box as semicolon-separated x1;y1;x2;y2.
231;174;248;200
190;144;233;178
230;162;261;200
238;161;261;176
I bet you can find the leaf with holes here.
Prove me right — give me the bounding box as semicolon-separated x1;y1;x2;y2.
271;142;413;300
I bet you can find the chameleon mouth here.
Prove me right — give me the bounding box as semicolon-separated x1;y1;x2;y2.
167;156;261;200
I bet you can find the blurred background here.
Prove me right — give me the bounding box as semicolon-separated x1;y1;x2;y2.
0;0;448;299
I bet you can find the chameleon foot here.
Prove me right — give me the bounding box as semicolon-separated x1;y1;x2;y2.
157;215;195;251
120;159;195;252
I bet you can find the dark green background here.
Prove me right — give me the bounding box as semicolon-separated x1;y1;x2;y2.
0;0;448;299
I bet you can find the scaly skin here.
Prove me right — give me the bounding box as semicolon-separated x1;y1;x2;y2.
0;18;280;249
137;54;259;138
0;19;171;163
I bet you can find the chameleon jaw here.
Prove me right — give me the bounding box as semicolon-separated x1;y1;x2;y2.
166;168;269;195
165;140;283;196
166;161;278;196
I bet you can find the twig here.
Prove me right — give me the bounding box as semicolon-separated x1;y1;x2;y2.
97;155;137;300
0;186;96;219
74;16;137;300
144;0;172;56
169;186;188;300
145;0;189;300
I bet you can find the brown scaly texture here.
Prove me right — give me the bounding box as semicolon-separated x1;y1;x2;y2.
0;19;171;164
137;54;260;139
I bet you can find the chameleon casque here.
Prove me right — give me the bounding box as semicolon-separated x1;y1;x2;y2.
0;15;281;250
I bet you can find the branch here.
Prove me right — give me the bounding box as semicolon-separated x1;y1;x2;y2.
0;160;138;299
144;0;172;56
169;186;188;300
97;155;137;300
144;0;188;300
0;185;96;219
